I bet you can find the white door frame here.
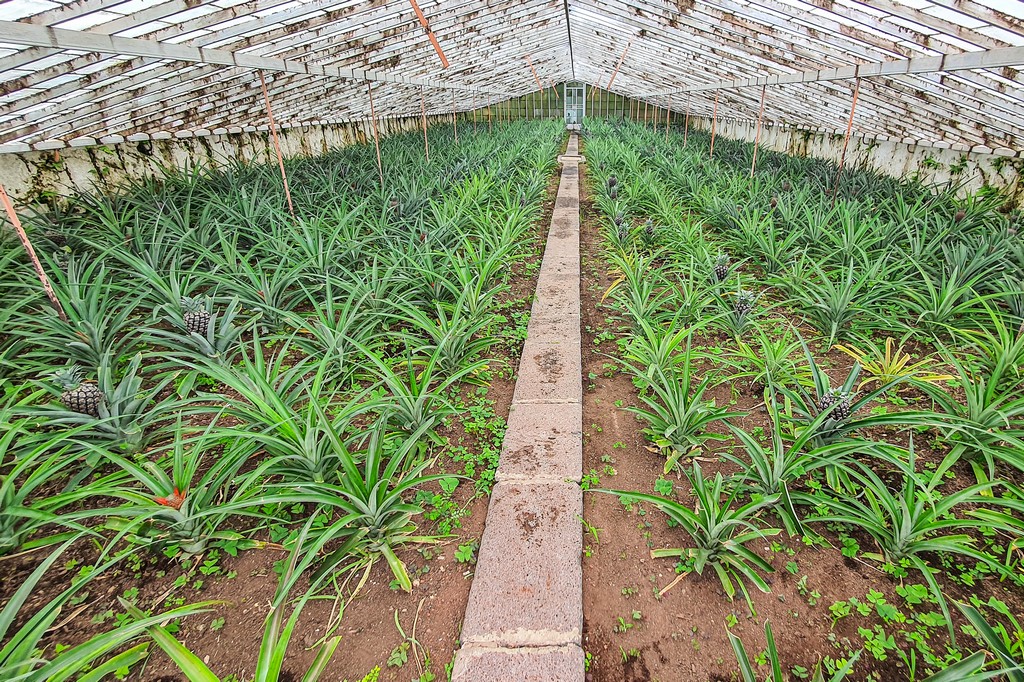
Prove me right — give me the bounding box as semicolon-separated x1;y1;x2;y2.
564;83;585;124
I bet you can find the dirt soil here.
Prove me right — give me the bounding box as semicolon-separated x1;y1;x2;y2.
0;165;564;682
576;159;1024;682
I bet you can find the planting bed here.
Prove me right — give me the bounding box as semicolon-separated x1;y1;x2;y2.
0;120;564;681
578;120;1024;682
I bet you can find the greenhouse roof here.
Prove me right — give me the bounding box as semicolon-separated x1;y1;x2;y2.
1;0;1023;153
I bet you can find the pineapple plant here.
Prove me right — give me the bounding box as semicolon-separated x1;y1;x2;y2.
713;253;731;282
641;219;656;249
181;296;211;336
52;366;103;417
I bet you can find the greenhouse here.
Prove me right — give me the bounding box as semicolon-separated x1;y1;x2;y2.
1;0;1024;680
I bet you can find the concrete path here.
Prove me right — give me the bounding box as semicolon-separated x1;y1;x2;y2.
452;134;584;682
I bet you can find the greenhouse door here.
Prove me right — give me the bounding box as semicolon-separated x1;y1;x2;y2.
564;83;585;125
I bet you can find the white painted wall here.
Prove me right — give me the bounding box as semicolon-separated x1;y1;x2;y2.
0;114;449;205
687;116;1023;201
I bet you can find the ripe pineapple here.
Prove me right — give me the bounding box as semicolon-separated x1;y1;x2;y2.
713;253;731;282
53;366;103;417
181;296;211;336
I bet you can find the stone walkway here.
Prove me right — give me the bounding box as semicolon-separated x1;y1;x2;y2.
451;134;584;682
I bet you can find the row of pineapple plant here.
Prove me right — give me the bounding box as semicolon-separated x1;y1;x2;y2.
581;118;1023;680
0;119;564;680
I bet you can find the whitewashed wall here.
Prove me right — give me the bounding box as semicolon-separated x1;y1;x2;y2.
0;114;450;205
683;116;1023;202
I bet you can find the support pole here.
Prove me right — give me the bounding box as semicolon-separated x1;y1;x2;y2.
408;0;449;68
421;86;429;163
525;55;544;94
644;100;648;126
259;71;296;220
684;94;690;145
709;91;719;159
606;40;632;92
488;99;492;132
832;78;862;206
452;90;458;144
366;81;384;186
666;95;672;143
750;84;766;178
0;183;67;322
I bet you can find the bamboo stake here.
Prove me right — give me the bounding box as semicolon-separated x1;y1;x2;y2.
709;91;720;159
366;81;383;185
644;100;648;127
473;94;477;131
420;86;429;163
0;183;67;322
488;100;492;132
750;84;767;178
832;78;862;206
259;71;296;220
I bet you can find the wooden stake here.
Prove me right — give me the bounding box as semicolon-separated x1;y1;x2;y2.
832;78;862;206
366;81;383;185
750;84;767;178
709;91;720;159
452;90;458;144
259;71;296;220
644;100;648;126
420;86;429;163
473;94;477;131
488;100;492;132
0;183;67;322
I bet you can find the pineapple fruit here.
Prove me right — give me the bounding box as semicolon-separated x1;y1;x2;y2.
733;290;756;317
819;389;853;420
53;366;103;417
182;296;211;336
714;253;731;282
